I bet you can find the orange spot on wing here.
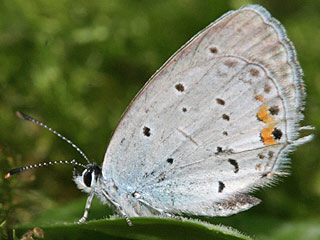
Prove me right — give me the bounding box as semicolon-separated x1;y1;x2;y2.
257;106;274;123
255;95;264;102
260;124;277;145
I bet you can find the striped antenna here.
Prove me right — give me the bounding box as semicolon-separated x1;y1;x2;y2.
16;111;90;164
5;159;87;178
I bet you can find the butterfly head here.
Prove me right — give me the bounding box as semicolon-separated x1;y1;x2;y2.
73;163;102;193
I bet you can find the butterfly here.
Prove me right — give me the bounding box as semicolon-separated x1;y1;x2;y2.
6;5;312;226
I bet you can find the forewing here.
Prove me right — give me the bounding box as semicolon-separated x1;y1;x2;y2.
102;5;310;215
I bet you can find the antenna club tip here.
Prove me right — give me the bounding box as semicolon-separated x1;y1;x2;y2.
5;173;11;179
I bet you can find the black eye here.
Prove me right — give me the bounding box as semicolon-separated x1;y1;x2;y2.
83;170;92;187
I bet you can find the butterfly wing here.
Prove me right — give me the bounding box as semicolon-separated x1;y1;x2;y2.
102;5;311;216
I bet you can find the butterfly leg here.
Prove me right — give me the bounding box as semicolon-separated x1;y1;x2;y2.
78;192;94;223
137;197;181;220
137;198;166;215
102;189;133;226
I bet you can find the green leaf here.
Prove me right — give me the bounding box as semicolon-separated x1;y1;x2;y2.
14;218;252;240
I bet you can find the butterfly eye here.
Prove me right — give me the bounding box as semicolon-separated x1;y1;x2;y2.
83;170;92;187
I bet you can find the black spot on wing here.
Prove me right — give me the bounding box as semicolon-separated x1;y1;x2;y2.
216;146;223;154
167;158;173;164
215;146;233;155
218;181;225;193
272;128;282;140
175;83;185;92
143;126;151;137
269;105;279;115
209;47;218;54
228;159;239;173
222;114;230;121
216;98;225;105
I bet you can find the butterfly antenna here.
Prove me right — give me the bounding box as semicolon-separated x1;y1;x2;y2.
16;111;90;164
5;159;87;179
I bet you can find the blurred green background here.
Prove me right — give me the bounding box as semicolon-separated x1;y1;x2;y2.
0;0;319;239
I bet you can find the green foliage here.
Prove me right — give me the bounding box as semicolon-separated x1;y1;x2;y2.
13;218;253;240
1;0;320;239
